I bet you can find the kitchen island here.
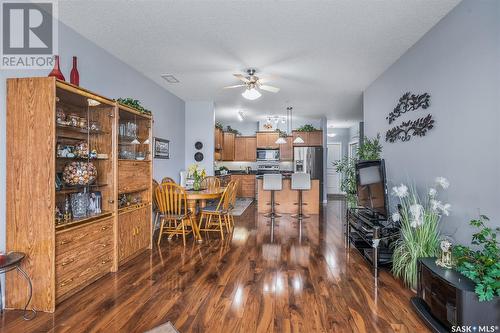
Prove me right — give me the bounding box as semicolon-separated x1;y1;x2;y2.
256;176;320;214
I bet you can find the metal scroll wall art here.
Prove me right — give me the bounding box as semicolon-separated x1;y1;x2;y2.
385;92;434;143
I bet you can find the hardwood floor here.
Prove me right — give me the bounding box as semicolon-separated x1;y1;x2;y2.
1;201;429;332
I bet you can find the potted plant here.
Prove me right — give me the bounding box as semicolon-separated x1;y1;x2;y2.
391;177;451;289
295;124;317;132
452;215;500;301
333;134;382;208
188;163;206;191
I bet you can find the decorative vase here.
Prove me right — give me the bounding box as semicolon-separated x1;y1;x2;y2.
48;55;65;81
70;56;79;86
62;161;97;186
193;179;201;191
71;192;89;219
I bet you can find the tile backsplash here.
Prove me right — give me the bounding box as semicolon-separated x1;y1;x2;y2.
215;161;293;172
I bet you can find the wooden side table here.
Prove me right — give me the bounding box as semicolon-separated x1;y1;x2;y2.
0;252;36;320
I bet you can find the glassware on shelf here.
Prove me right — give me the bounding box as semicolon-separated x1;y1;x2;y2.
136;152;145;161
78;117;87;129
68;114;79;127
71;191;89;219
89;121;101;132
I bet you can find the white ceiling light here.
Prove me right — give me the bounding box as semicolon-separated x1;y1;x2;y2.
237;110;245;121
242;87;261;100
327;133;336;138
275;137;287;145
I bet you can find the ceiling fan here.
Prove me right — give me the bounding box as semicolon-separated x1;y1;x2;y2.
224;69;280;100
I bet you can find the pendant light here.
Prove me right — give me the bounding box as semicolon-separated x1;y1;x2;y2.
289;106;305;144
275;106;291;145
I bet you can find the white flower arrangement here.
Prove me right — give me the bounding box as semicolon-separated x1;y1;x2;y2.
435;177;450;189
391;184;409;198
391;176;452;289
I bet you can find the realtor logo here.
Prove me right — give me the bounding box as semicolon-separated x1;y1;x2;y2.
1;0;58;69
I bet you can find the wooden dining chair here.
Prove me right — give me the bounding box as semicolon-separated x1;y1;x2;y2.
156;182;195;246
226;180;239;230
161;176;176;184
152;179;161;230
201;176;220;192
198;184;233;239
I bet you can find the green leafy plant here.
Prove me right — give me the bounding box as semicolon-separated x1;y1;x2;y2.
117;98;152;115
358;134;382;160
452;215;500;301
215;121;224;130
334;157;357;207
391;179;450;289
333;134;383;207
225;125;241;136
276;129;288;138
295;124;317;132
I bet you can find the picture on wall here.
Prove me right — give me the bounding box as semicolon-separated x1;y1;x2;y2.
154;137;170;159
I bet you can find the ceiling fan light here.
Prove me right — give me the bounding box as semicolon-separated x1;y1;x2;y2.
293;136;305;144
242;88;261;100
275;137;287;145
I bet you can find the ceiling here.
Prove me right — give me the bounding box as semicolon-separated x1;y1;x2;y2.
58;0;460;127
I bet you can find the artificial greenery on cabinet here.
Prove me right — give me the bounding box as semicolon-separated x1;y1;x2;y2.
452;215;500;302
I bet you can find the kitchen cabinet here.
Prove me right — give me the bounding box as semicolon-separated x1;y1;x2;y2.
233;136;256;162
245;137;256;161
279;136;293;161
214;127;223;151
292;130;323;147
222;132;235;161
231;174;256;198
256;132;279;149
234;137;246;161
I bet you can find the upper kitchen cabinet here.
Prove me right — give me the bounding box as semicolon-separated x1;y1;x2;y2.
222;132;235;161
256;132;279;149
279;136;293;161
235;136;256;162
214;127;223;151
292;130;323;147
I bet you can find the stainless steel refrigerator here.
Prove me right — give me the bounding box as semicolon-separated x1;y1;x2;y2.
293;147;324;199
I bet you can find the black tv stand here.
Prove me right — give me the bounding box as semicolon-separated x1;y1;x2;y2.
345;207;400;279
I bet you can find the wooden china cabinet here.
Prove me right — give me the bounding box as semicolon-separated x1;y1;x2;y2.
5;77;152;312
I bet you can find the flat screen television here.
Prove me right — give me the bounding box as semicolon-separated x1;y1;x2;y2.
355;159;389;219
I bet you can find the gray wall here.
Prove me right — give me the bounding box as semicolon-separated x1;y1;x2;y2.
185;101;215;175
0;23;185;266
363;0;500;245
218;121;258;136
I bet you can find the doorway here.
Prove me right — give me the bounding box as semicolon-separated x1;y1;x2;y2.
327;143;342;194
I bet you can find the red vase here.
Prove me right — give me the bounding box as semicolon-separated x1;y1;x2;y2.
70;56;80;86
48;55;65;81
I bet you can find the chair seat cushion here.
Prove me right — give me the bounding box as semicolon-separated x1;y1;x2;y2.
202;205;227;214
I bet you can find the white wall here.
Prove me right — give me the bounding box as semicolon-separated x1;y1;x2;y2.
185;101;215;175
0;22;186;304
363;0;500;245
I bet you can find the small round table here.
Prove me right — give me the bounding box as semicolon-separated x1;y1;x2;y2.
185;188;225;242
0;252;36;320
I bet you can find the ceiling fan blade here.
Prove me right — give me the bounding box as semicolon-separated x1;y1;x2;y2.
257;74;278;84
259;85;280;93
233;74;250;83
223;84;246;89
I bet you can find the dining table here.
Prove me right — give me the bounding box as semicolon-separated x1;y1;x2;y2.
184;187;225;242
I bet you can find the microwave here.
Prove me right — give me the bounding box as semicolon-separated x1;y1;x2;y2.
256;149;280;161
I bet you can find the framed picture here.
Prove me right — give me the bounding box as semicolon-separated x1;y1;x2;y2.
154;137;170;159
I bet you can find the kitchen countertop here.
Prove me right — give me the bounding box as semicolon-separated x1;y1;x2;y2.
215;170;295;177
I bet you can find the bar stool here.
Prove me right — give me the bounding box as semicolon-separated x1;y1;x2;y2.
263;174;282;218
291;172;311;219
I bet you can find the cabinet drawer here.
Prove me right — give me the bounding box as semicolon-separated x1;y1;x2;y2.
118;160;150;193
56;234;113;279
56;251;112;300
56;218;113;255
